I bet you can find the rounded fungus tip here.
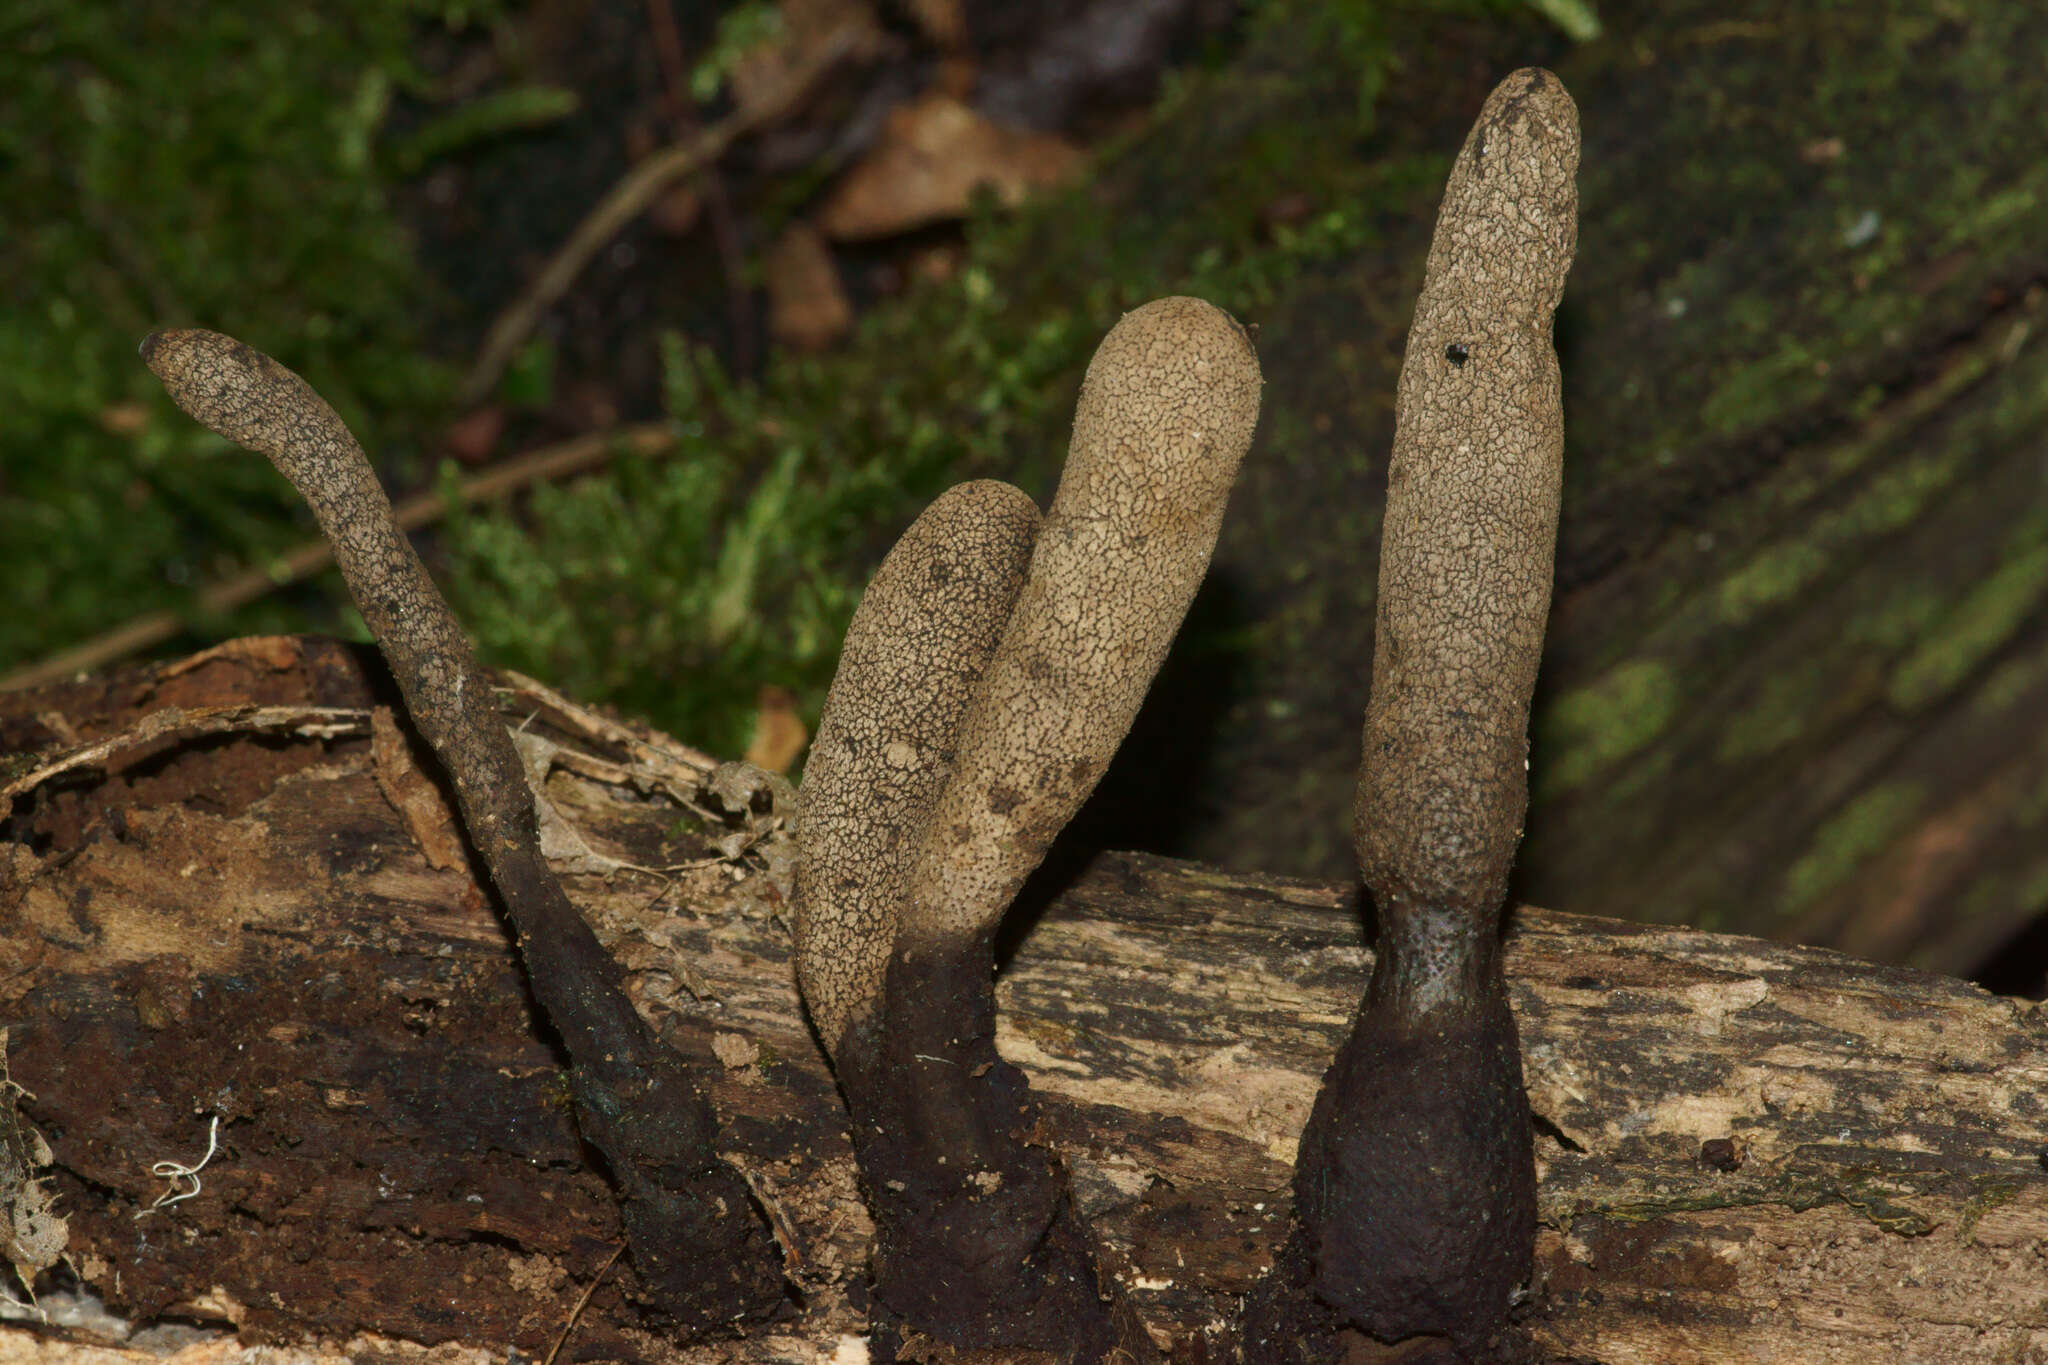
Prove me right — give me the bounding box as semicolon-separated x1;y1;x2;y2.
1067;296;1264;526
902;296;1262;944
138;327;347;470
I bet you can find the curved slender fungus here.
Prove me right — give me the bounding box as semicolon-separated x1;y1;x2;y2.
795;296;1262;1354
140;328;783;1324
795;479;1042;1056
1245;69;1579;1360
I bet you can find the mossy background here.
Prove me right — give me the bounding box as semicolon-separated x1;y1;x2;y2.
8;0;2048;986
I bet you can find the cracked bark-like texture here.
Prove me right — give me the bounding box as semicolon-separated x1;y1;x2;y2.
802;298;1261;1357
1355;67;1577;947
793;480;1040;1056
1247;70;1579;1362
136;332;782;1325
902;296;1263;946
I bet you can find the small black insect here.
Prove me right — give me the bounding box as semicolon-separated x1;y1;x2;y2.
1444;342;1470;366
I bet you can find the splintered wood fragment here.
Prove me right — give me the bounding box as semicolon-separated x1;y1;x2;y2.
1;703;371;804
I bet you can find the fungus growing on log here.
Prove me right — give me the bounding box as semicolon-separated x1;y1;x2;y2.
795;296;1262;1354
138;329;783;1325
1243;68;1579;1361
795;479;1042;1051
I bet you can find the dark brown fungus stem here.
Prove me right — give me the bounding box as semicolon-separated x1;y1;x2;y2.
1242;69;1579;1362
139;329;782;1325
796;297;1262;1358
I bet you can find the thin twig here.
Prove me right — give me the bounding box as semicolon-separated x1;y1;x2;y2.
2;423;670;693
457;18;862;408
643;0;693;129
644;0;758;378
543;1242;625;1365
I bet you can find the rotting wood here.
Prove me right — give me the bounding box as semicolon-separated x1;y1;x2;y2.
0;639;2044;1364
139;329;781;1325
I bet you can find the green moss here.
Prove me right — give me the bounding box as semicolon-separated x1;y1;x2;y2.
1596;1168;1939;1236
1788;345;2004;507
1946;182;2038;247
1958;1180;2020;1244
1715;446;1967;628
1845;582;1945;653
1698;342;1827;440
1828;1179;1938;1236
1534;659;1678;799
1837;448;1966;539
441;340;871;746
2;1;500;673
1716;659;1830;763
1715;541;1829;630
1889;542;2048;712
1781;780;1925;914
386;82;577;175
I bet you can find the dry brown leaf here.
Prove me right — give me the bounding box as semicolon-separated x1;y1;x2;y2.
441;405;504;467
817;93;1081;240
901;0;965;48
908;242;962;285
729;0;884;120
765;223;853;352
648;180;703;237
97;401;150;437
742;685;809;774
0;1030;67;1298
156;635;310;684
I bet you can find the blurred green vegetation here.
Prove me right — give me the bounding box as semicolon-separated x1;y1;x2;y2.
441;0;1588;750
1;1;508;665
6;0;1590;757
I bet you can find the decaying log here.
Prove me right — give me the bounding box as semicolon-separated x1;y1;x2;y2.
0;638;2044;1364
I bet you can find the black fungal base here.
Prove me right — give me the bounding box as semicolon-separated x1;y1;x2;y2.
1242;963;1536;1363
481;836;787;1325
834;934;1119;1359
565;1053;788;1325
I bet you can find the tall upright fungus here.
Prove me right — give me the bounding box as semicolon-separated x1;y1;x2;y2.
1246;67;1579;1361
795;296;1262;1356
